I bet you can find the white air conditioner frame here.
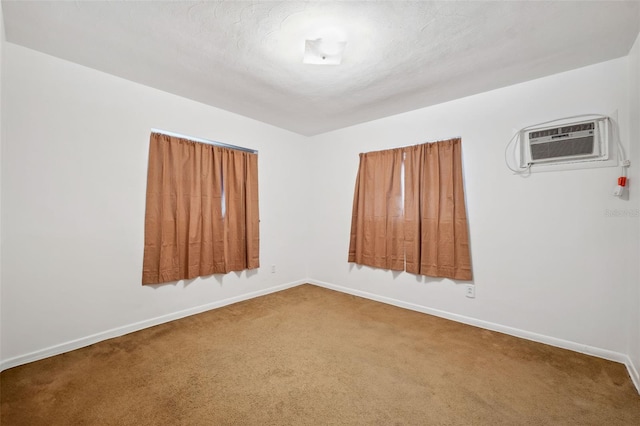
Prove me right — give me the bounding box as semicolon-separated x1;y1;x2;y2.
518;117;614;172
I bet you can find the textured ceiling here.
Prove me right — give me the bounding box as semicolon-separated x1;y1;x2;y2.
2;1;640;136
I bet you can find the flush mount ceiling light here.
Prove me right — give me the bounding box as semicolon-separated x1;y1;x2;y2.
303;38;347;65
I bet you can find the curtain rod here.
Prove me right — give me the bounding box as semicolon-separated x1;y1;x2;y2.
151;129;258;154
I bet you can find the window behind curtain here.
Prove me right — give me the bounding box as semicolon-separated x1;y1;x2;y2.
349;138;472;280
142;132;259;285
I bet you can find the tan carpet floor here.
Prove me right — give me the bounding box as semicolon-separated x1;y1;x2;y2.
1;284;639;425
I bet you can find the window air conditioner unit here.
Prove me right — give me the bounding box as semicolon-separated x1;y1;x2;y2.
520;117;610;168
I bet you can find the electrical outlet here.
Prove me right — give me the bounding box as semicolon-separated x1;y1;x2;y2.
271;264;276;274
465;284;475;298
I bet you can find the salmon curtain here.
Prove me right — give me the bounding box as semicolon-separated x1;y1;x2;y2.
142;133;259;285
404;138;472;280
348;148;404;271
349;138;472;280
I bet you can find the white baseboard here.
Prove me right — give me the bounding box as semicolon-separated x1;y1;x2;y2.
626;357;640;393
308;279;640;394
0;279;307;372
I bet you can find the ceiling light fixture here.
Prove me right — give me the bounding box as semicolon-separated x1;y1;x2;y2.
303;25;347;65
303;38;347;64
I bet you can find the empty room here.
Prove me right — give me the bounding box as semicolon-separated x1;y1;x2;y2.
1;0;639;424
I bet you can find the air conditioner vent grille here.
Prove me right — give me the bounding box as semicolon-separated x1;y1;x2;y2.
560;122;594;134
530;136;594;161
530;128;559;139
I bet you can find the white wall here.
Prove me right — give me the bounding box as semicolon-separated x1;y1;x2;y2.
307;57;639;362
0;43;310;366
628;31;640;385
